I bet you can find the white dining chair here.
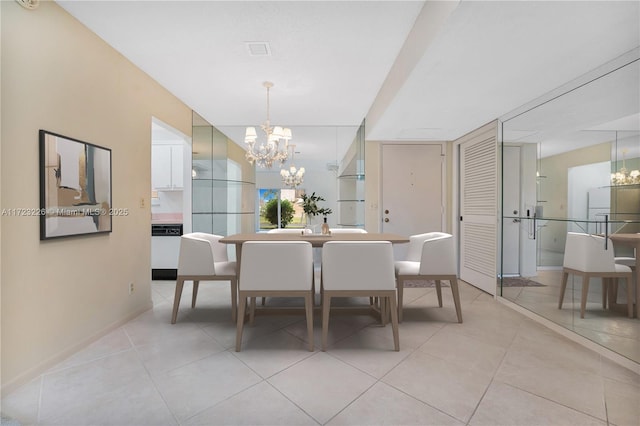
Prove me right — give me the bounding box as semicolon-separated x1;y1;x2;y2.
559;232;633;318
235;241;314;352
171;233;237;324
267;228;311;234
612;243;636;307
394;232;463;323
328;228;367;234
321;241;399;351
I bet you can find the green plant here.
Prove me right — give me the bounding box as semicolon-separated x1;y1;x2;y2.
263;198;295;228
299;192;333;218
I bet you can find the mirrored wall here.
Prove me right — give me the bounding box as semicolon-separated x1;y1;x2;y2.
191;112;256;237
500;50;640;362
216;121;365;230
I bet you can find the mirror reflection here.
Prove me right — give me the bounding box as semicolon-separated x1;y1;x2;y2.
500;52;639;362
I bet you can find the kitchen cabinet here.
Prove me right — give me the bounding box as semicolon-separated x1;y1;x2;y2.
152;144;183;190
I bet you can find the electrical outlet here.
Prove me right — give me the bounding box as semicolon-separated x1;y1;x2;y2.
129;282;134;294
140;197;145;208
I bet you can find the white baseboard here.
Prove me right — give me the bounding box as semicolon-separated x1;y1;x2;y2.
1;303;152;396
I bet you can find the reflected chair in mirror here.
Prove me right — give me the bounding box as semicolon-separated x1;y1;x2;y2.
321;241;399;351
559;232;633;318
395;232;463;323
171;233;237;324
267;228;311;234
610;233;637;312
235;241;314;352
328;228;367;234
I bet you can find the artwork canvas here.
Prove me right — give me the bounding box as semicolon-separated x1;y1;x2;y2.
39;130;112;240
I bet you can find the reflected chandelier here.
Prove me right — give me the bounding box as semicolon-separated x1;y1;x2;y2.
281;145;305;187
610;149;640;186
244;81;291;168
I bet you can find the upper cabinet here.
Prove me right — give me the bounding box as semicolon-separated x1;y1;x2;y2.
152;144;183;190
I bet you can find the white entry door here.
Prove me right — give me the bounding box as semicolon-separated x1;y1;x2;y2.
381;144;444;260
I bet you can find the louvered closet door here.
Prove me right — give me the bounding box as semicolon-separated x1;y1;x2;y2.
459;121;498;295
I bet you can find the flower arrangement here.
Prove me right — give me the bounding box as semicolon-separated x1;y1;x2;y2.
299;192;332;220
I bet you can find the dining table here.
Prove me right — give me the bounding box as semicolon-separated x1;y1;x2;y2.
608;233;640;318
219;231;409;317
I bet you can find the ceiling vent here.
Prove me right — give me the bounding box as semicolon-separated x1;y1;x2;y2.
246;42;272;56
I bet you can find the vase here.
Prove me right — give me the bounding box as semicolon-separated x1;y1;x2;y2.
305;215;319;234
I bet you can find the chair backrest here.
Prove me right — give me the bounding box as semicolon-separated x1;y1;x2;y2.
178;233;227;275
404;232;450;262
418;232;457;275
563;232;617;272
329;228;367;234
267;228;311;234
322;241;395;291
240;241;313;291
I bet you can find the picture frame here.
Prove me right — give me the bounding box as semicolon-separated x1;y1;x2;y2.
39;130;112;240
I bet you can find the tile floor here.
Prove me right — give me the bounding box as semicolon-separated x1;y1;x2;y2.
502;269;640;363
2;279;639;425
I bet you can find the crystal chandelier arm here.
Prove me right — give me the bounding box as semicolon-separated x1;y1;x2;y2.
245;81;290;169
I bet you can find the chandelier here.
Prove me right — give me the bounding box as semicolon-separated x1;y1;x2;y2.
610;149;640;186
280;145;305;187
244;81;291;168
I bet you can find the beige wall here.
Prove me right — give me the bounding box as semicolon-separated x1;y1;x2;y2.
539;142;611;253
1;2;192;390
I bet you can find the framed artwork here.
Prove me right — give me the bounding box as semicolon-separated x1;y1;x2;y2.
39;130;112;240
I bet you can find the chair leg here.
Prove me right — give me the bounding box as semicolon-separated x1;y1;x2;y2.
230;279;238;322
235;296;247;352
380;296;388;326
388;294;400;351
558;271;569;309
435;280;443;307
624;277;633;318
580;275;589;319
192;280;200;308
304;293;314;352
322;294;331;351
602;278;609;310
250;297;256;325
261;297;266;306
397;278;404;323
171;277;185;324
450;278;463;323
611;280;619;305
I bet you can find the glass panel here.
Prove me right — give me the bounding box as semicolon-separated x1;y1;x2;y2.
192;112;256;237
500;52;640;363
217;121;365;231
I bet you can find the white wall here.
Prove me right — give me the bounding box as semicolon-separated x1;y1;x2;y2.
1;1;192;391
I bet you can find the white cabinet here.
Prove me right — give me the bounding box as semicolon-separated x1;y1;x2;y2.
152;144;183;190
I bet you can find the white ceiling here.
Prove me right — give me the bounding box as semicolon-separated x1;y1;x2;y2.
57;0;640;162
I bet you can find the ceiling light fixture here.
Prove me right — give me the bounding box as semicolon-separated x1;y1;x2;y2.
611;148;640;186
15;0;39;9
281;145;305;188
245;81;291;168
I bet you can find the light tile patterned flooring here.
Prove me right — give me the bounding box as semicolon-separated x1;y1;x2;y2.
2;279;639;425
502;269;640;363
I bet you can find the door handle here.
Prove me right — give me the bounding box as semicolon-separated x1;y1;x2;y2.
513;219;521;223
384;218;389;223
